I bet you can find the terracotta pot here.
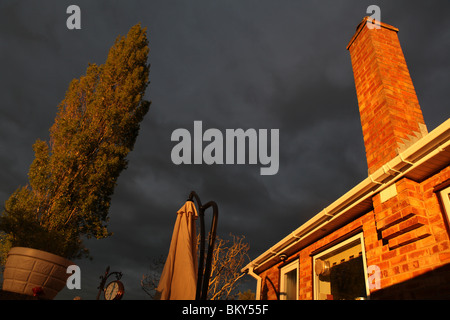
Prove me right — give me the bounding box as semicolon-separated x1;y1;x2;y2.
2;247;73;300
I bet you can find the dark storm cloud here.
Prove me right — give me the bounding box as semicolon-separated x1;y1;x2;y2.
0;1;449;299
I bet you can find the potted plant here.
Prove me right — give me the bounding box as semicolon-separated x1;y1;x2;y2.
0;24;150;299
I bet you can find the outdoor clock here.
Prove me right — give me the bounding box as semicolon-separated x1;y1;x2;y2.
104;280;125;300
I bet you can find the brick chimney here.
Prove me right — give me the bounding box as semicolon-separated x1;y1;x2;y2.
347;17;428;174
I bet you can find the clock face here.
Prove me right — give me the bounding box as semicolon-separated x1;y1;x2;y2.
104;281;124;300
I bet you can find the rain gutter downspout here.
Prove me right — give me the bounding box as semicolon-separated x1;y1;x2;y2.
246;265;262;300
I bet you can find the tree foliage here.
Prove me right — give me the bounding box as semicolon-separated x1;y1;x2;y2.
0;24;150;260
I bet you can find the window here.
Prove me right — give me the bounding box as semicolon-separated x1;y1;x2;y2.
313;233;369;300
440;186;450;225
280;259;299;300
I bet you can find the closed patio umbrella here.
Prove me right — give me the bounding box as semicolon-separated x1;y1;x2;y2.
155;200;198;300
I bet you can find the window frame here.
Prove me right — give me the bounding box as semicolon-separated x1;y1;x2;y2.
439;186;450;226
312;232;370;300
279;259;299;300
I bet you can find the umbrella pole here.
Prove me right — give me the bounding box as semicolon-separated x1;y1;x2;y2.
188;191;219;300
200;201;218;300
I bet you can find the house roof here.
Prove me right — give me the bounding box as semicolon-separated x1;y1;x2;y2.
242;118;450;275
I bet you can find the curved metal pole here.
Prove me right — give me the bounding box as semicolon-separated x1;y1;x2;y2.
187;191;204;300
187;191;219;300
200;201;218;300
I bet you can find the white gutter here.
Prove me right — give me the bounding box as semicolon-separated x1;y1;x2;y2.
242;118;450;275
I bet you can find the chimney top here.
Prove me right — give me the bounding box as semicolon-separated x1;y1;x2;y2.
347;17;427;174
347;16;399;50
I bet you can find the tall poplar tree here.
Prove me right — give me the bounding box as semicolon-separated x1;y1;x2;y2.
0;24;150;260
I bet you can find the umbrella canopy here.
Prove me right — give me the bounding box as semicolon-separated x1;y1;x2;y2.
155;201;198;300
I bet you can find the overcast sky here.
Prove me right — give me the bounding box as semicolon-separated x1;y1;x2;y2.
0;0;449;299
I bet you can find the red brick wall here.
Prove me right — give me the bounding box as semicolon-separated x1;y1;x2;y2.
258;167;450;300
348;18;427;174
370;167;450;298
